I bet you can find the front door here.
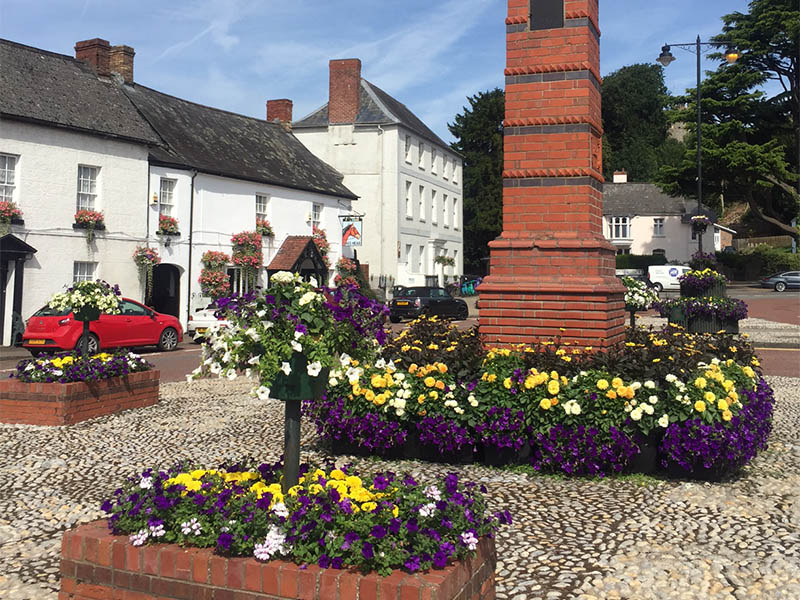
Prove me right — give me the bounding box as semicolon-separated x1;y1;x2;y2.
152;264;180;318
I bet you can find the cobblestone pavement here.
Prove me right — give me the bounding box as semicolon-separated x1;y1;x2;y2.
0;376;798;600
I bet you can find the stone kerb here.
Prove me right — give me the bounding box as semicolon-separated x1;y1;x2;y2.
60;520;497;600
0;370;160;426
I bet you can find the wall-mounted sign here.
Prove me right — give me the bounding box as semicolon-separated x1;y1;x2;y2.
339;215;363;247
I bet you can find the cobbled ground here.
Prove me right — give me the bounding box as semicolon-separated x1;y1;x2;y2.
0;376;797;600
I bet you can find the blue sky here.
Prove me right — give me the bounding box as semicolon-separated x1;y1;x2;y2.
2;0;755;143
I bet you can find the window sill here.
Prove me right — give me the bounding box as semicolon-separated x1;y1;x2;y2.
9;217;24;226
73;222;106;231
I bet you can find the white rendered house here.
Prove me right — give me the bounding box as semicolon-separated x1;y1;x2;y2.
291;59;464;291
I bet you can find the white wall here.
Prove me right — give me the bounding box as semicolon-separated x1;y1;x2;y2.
1;120;149;344
604;215;695;263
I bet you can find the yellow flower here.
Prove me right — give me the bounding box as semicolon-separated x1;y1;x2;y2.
550;371;559;380
597;379;609;390
722;409;732;421
539;398;551;410
728;391;739;402
401;345;411;352
409;364;418;374
371;374;386;388
547;380;560;395
481;372;488;381
418;395;426;404
364;389;376;402
694;400;706;413
742;366;755;378
345;475;362;489
694;377;707;389
437;363;448;373
606;390;617;400
361;501;378;512
704;391;716;403
487;374;497;383
435;380;445;390
350;488;372;502
524;376;536;389
503;378;512;389
652;358;661;363
374;393;387;406
429;391;439;400
330;469;346;480
392;505;399;518
717;399;729;411
424;376;436;388
611;377;623;389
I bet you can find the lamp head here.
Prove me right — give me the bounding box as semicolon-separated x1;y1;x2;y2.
724;47;739;63
657;44;675;67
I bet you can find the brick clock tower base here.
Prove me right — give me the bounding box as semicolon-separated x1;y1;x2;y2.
479;0;625;348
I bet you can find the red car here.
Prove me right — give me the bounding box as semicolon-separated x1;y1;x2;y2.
22;298;182;356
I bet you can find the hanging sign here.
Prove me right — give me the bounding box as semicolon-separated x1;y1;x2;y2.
339;215;363;247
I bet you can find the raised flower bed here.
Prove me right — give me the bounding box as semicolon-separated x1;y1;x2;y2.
0;351;157;425
59;464;505;599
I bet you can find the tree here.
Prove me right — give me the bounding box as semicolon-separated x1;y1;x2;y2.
657;0;799;240
601;64;683;182
448;89;504;274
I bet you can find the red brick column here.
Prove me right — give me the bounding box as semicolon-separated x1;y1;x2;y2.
479;0;625;348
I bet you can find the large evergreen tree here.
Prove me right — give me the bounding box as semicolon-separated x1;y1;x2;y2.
448;89;504;274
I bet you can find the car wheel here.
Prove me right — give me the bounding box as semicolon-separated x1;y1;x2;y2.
775;281;787;292
456;305;469;321
389;315;401;324
158;327;179;351
28;350;44;358
652;282;663;293
75;333;100;355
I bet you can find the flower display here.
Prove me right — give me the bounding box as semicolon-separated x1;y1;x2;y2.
621;277;659;311
191;273;386;397
0;200;22;233
256;218;274;237
132;246;161;301
688;250;719;271
74;209;105;243
199;251;231;299
231;231;263;289
654;296;748;322
49;280;121;315
334;256;359;287
101;461;510;575
690;215;712;232
312;226;331;268
678;268;727;296
157;215;179;234
12;350;152;383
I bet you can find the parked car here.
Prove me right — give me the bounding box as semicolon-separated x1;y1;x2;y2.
389;286;469;323
760;271;800;292
22;298;183;356
647;265;691;292
187;304;230;343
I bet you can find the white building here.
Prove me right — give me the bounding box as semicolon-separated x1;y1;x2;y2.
603;171;734;264
0;38;356;346
291;59;464;291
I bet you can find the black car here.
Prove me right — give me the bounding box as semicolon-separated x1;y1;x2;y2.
389;286;469;323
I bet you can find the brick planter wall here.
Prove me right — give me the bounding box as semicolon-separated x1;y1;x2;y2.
60;520;496;600
0;370;160;425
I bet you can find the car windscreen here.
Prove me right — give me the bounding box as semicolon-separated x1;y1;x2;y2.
32;305;71;317
400;288;426;298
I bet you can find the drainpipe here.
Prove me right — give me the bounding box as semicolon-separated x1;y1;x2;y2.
376;124;384;278
185;170;198;328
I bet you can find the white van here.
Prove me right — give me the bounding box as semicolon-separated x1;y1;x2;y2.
647;265;691;292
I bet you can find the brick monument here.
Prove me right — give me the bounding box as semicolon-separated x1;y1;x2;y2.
478;0;625;348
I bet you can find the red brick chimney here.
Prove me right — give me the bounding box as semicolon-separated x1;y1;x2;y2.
74;38;111;76
328;59;361;124
267;99;293;124
109;45;135;83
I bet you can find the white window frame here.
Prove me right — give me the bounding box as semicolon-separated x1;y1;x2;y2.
616;247;631;256
443;156;449;180
256;193;270;221
0;153;17;203
418;185;425;222
404;135;412;163
431;148;438;175
77;165;99;211
418;245;425;274
452;197;459;230
227;266;253;295
311;202;322;229
159;178;176;217
404;181;412;218
405;243;412;265
611;216;631;239
73;261;96;283
431;190;438;224
653;217;664;237
442;193;449;228
418;141;425;170
452;162;459;184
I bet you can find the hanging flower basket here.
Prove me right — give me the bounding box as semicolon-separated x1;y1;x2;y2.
157;215;180;235
690;215;711;233
74;210;105;243
312;226;331;268
0;201;23;235
133;246;161;302
231;231;263;289
256;217;274;237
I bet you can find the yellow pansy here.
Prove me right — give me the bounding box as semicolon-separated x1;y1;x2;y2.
345;475;362;489
503;378;512;389
547;380;560;395
611;377;623;389
374;393;387;406
539;398;552;410
606;390;617;400
429;391;439;400
694;377;707;389
742;366;755;378
330;469;346;480
487;374;497;383
717;399;729;411
364;390;376;402
424;376;436;388
524;376;536;389
597;379;609;390
722;409;732;421
704;391;716;403
435;380;445;390
361;501;378;512
437;364;448;374
694;401;706;413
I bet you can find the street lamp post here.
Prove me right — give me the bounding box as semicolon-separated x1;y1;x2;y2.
657;38;738;255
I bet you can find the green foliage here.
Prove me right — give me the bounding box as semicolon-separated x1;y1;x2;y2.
615;254;668;270
601;64;684;182
716;245;800;277
448;89;504;273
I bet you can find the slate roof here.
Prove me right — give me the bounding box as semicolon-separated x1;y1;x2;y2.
0;39;159;144
266;236;314;271
293;80;451;149
603;183;716;221
122;85;357;200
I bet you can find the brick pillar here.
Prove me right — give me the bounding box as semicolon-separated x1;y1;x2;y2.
267;99;293;124
328;59;361;124
478;0;625;348
110;45;135;83
74;38;110;76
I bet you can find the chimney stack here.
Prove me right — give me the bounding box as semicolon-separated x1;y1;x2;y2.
110;45;135;83
328;59;361;124
267;99;293;129
74;38;111;76
613;170;628;184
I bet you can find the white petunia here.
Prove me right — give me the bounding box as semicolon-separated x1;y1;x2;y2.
298;291;317;306
339;353;352;367
226;370;237;381
294;330;304;340
644;380;656;389
648;395;659;404
291;340;303;353
271;502;289;518
255;386;271;401
375;358;386;369
209;362;222;375
307;361;323;377
247;355;261;365
643;403;654;415
630;407;643;421
280;362;291;375
658;414;670;428
139;476;153;489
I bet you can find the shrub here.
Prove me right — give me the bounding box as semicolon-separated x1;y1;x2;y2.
716;245;800;279
615;254;668;270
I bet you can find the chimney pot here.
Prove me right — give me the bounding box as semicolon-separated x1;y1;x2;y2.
110;45;135;84
612;169;628;184
328;58;361;124
267;99;293;128
75;38;111;76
